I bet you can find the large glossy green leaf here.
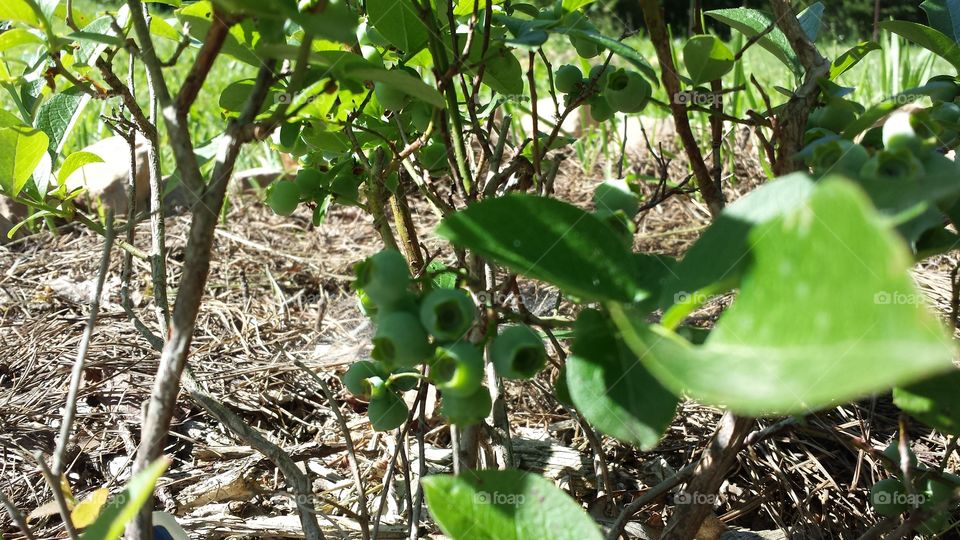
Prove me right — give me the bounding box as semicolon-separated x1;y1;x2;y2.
0;0;41;28
568;309;677;450
879;20;960;70
78;458;170;540
894;371;960;435
422;470;603;540
436;194;647;303
612;179;955;416
73;9;130;67
683;34;735;85
35;86;91;157
0;125;49;197
661;173;815;309
706;8;800;74
0;28;43;53
830;41;880;80
366;0;428;53
921;0;960;43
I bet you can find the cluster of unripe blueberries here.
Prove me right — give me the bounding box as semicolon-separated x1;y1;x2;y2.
553;63;652;122
870;443;960;534
341;250;549;431
803;77;960;186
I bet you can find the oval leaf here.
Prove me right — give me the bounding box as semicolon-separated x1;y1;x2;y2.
879;20;960;70
436;194;647;303
366;0;429;53
0;124;50;197
422;470;603;540
612;179;956;416
568;309;677;450
894;370;960;435
683;34;735;85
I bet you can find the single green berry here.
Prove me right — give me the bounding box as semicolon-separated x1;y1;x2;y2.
342;360;388;398
419;288;476;342
431;344;484;397
809;139;869;179
594;179;640;218
883;111;927;155
387;366;420;392
588;64;612;91
355;250;412;308
266;181;300;216
555;64;583;94
375;82;408;111
932;102;960;127
294;168;326;199
604;70;652;113
588;95;614;122
356;287;379;319
927;74;960;103
882;441;919;472
808;100;858;134
571;36;601;58
860;148;925;184
372;311;433;368
367;381;409;431
490;325;547;380
440;385;492;425
870;478;908;517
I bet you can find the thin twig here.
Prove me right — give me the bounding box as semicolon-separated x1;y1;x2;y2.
0;491;36;540
34;454;79;540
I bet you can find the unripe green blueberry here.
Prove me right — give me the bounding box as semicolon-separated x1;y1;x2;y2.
870;478;908;517
372;311;433;368
932;102;960;130
860;148;925;183
555;64;583;94
387;366;420;392
431;343;484;397
804;127;837;145
809;139;869;178
440;385;492;425
588;64;612;91
883;111;927;155
367;381;409;431
926;74;960;103
808;101;858;134
355;250;412;308
882;441;919;472
604;69;652;113
342;360;388;398
571;36;601;58
594;179;640;218
356;287;379;319
588;95;614;122
419;288;476;342
266;181;300;216
490;325;547;380
294;168;326;199
375;81;408;111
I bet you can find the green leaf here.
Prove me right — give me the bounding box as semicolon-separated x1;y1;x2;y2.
682;34;735;85
422;470;603;540
218;79;281;113
894;370;960;435
366;0;429;53
921;0;960;42
57;151;103;186
353;67;445;108
568;309;677;450
661;173;815;309
706;8;800;74
0;125;49;197
611;179;956;416
879;20;960;70
436;194;647;303
78;458;170;540
463;40;524;96
798;2;825;42
0;28;43;53
35;86;92;156
73;9;131;67
0;0;40;28
830;41;880;80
